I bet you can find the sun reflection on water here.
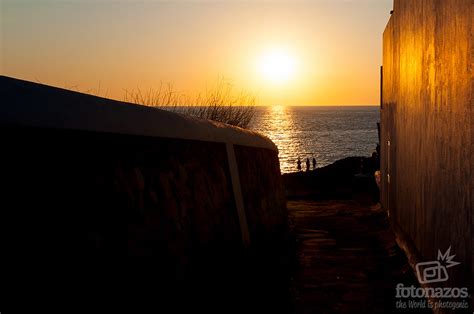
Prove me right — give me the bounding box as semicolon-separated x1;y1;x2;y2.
250;106;380;174
256;105;302;173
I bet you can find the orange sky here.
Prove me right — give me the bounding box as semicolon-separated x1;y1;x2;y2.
1;0;393;106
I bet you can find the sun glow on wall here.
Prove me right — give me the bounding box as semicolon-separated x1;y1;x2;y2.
258;49;298;85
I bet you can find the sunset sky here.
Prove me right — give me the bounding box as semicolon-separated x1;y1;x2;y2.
1;0;393;106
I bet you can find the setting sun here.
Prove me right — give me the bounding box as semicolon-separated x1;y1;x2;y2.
259;49;297;85
2;1;393;106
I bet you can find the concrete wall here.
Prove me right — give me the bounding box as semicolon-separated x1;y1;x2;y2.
381;0;472;293
0;76;287;264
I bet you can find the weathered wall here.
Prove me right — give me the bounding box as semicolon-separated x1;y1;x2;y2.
235;145;287;246
0;76;287;265
381;0;472;292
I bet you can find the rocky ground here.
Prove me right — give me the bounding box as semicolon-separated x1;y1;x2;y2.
283;156;380;201
287;199;429;314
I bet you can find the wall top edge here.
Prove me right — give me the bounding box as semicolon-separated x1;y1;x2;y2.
0;76;277;152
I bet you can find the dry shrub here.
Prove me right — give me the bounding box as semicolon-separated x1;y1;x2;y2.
123;79;255;128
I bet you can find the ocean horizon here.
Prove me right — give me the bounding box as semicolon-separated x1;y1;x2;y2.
249;105;380;174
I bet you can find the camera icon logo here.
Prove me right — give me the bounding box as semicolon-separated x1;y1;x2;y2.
416;261;449;284
415;246;460;284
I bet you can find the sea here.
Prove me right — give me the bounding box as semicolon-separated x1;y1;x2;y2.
249;106;380;174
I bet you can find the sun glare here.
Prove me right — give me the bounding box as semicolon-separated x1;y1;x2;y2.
259;49;297;85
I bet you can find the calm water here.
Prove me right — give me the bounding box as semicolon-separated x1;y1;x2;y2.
249;106;380;174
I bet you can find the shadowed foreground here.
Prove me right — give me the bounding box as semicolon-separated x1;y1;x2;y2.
288;200;426;314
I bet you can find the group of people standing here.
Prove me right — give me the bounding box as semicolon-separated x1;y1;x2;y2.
297;157;317;172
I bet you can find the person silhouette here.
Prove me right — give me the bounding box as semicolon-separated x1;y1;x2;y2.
312;157;317;170
306;158;310;172
297;157;302;172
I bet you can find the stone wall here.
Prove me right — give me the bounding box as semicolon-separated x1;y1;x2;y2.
235;145;287;247
381;0;472;293
0;76;287;267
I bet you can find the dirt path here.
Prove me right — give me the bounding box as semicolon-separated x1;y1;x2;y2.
287;200;424;314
